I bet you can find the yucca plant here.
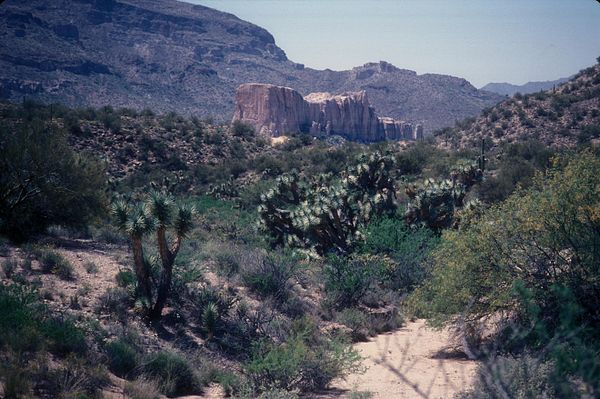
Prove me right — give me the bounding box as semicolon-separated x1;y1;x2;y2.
112;191;195;319
202;302;219;340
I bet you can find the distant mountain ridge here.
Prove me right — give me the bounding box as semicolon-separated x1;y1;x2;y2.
481;77;571;96
0;0;504;134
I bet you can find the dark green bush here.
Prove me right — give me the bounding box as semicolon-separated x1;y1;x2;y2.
242;252;299;301
43;316;87;357
0;120;107;241
0;284;44;353
105;339;139;377
231;120;256;139
116;268;136;288
97;287;131;319
142;351;201;396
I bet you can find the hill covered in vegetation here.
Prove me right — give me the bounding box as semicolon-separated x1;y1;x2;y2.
437;59;600;149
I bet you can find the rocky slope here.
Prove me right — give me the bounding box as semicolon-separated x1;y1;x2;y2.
481;76;571;96
437;61;600;149
233;83;423;141
0;0;503;133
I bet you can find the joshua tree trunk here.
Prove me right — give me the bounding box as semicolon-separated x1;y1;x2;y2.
149;230;181;320
131;236;152;304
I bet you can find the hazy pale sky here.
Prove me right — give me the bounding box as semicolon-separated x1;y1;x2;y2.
186;0;600;87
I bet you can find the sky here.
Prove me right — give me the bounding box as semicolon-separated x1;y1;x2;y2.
186;0;600;88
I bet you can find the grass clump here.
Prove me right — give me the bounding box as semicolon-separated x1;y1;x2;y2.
36;248;74;280
141;351;202;396
124;378;161;399
105;339;139;377
83;260;99;274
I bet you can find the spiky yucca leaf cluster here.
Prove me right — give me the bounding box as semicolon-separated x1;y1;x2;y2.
258;152;397;255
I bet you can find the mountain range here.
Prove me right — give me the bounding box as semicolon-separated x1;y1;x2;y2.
0;0;505;133
481;77;571;97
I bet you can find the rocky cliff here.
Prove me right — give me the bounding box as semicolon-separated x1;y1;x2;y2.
233;83;422;142
0;0;504;131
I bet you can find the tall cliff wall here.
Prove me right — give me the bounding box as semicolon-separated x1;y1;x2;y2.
233;83;423;142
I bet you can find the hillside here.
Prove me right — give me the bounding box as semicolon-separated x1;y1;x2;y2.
437;61;600;149
0;0;503;133
481;76;571;96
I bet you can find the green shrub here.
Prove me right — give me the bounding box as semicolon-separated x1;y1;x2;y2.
246;321;362;392
214;249;240;277
142;351;201;396
37;249;74;280
106;339;138;377
459;354;557;399
84;261;99;274
91;225;127;245
116;268;136;288
0;284;43;352
242;252;299;301
43;316;87;357
323;254;385;310
335;308;370;341
97;287;131;319
216;371;242;397
361;215;439;292
0;120;107;241
411;151;600;394
231;120;256;139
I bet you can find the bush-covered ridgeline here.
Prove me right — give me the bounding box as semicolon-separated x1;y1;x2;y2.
412;151;600;397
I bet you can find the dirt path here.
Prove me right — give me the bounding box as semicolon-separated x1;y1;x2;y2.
330;319;478;399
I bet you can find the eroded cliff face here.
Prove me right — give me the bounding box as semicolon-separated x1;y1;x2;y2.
233;83;423;142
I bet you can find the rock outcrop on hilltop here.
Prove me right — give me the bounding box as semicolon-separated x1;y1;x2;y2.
233;83;423;141
0;0;503;130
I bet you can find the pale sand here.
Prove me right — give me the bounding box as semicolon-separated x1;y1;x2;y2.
330;319;478;399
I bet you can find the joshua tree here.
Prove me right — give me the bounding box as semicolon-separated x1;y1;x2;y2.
405;159;483;231
258;152;397;256
112;191;194;319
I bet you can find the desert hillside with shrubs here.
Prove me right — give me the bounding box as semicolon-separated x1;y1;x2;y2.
1;59;600;398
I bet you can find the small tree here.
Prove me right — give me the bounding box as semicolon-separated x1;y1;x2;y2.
112;192;194;319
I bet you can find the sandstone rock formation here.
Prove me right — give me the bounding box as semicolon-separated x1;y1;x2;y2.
233;83;423;142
